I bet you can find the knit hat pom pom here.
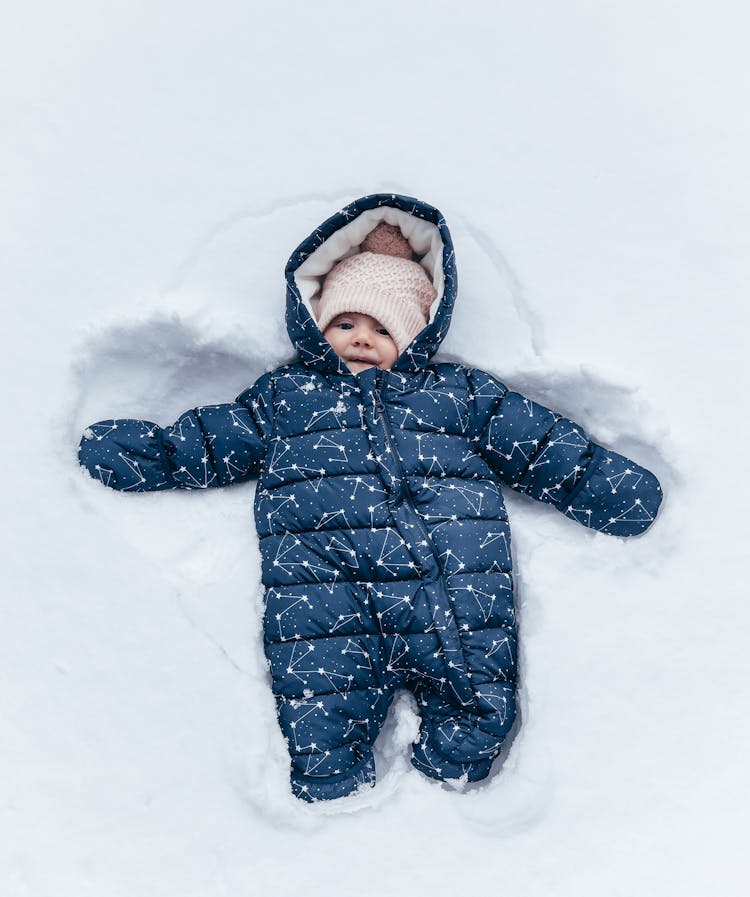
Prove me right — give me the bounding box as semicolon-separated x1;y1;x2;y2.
360;222;412;259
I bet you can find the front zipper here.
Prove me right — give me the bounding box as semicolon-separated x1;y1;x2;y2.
375;371;437;562
374;369;476;706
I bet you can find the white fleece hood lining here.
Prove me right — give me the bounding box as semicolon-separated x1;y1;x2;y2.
294;207;445;327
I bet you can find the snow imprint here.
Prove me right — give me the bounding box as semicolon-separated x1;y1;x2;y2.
67;196;672;826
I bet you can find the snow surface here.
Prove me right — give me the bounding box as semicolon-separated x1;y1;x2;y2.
2;2;749;895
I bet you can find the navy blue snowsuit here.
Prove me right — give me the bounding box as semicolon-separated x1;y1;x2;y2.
79;193;663;801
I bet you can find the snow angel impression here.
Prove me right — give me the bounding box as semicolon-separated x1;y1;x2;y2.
79;193;663;802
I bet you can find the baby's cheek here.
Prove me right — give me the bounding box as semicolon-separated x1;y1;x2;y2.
380;338;398;365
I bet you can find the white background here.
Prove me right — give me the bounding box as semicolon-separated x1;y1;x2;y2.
2;2;748;895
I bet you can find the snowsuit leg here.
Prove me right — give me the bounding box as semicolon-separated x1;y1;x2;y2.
275;683;395;802
264;618;397;801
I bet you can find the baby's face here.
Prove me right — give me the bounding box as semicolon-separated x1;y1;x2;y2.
322;312;399;374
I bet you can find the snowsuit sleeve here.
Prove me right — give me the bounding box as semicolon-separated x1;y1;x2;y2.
78;373;274;492
466;369;663;537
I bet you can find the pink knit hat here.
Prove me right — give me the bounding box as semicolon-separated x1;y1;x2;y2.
317;223;437;353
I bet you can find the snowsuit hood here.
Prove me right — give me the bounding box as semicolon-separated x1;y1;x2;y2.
284;193;456;374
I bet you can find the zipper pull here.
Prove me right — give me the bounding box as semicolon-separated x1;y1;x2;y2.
373;370;385;414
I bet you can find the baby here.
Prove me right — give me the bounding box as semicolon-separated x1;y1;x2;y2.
79;193;663;802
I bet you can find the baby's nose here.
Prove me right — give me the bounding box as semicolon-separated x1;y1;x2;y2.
353;329;372;345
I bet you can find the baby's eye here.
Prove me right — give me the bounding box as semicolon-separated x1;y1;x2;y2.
337;322;354;330
377;328;390;336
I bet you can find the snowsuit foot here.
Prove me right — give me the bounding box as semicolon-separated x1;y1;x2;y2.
410;681;516;782
290;742;377;802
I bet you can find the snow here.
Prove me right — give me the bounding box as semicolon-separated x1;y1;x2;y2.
2;2;749;895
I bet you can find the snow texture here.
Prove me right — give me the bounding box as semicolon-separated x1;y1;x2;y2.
2;2;748;896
